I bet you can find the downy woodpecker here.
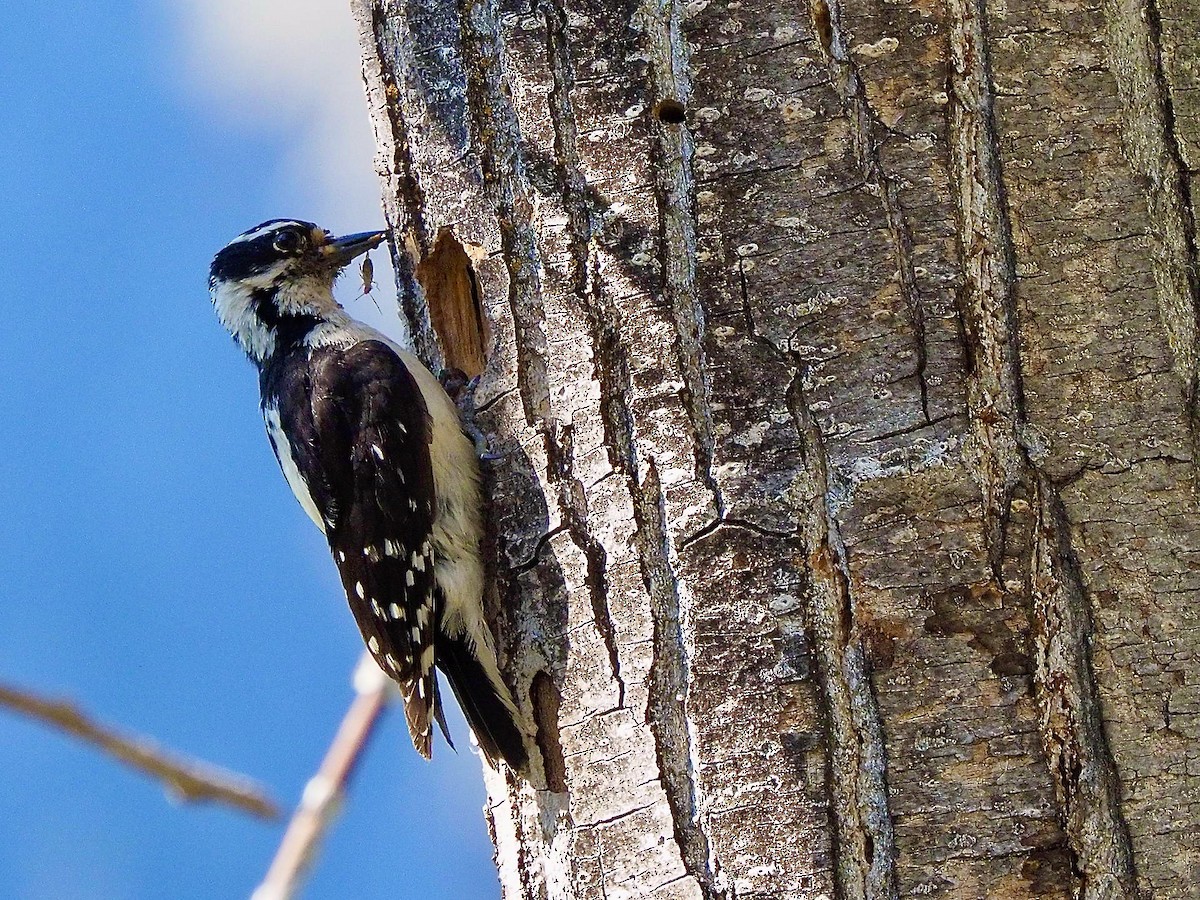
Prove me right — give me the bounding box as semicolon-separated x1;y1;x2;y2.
209;219;527;772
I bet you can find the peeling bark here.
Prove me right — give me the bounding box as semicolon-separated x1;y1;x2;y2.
353;0;1200;896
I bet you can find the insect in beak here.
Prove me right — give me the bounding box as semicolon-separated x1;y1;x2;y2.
360;254;376;297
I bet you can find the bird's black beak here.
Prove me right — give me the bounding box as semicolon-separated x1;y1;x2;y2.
323;230;388;267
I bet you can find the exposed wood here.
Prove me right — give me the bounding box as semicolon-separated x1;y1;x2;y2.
415;228;490;377
352;0;1200;895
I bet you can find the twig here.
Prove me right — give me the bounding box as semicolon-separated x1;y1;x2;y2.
0;679;279;820
252;653;393;900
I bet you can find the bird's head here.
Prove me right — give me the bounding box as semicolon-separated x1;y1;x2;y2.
209;219;386;363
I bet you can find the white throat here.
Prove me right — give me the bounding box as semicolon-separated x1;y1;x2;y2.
211;269;342;364
211;279;276;364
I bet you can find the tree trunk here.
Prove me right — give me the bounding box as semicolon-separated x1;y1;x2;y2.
350;0;1199;896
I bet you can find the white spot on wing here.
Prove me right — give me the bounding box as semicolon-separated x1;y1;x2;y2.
355;581;366;599
405;570;415;587
368;637;379;653
372;443;385;461
389;603;404;620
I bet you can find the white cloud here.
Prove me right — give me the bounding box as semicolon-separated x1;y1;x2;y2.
172;0;402;333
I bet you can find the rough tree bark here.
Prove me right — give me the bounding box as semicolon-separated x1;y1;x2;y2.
350;0;1199;896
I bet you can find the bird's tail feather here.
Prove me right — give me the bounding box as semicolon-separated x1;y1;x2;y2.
436;630;529;773
400;670;439;760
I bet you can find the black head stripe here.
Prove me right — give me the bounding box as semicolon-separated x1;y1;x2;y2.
249;289;320;348
237;218;316;240
209;219;319;284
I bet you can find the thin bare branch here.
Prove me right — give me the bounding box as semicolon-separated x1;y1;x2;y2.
0;679;279;821
252;653;393;900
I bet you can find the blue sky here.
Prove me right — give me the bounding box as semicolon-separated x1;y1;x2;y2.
0;2;498;897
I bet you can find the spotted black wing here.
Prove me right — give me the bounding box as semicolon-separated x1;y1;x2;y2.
275;340;442;757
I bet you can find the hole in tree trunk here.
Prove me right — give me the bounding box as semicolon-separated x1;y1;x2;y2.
415;227;489;377
654;98;687;124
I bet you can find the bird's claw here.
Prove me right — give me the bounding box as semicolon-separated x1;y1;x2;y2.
441;369;501;462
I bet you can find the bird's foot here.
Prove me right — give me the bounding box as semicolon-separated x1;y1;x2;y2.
440;370;499;462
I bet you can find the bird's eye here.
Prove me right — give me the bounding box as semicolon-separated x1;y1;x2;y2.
273;230;304;254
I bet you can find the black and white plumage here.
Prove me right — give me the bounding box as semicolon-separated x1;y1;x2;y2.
209;219;527;771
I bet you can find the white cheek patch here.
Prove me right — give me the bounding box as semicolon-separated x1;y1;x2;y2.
211;281;277;363
212;265;336;364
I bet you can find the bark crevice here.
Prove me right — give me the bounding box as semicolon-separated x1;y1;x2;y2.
540;0;597;295
737;266;897;897
809;0;933;424
356;0;440;365
634;459;726;900
1030;478;1140;898
532;671;568;793
948;2;1140;894
536;0;635;714
945;0;1027;575
783;368;898;900
458;0;552;427
1103;0;1200;408
540;3;640;485
727;258;895;900
547;422;626;710
640;0;725;520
